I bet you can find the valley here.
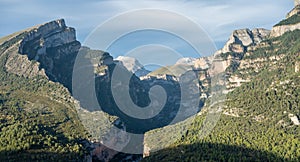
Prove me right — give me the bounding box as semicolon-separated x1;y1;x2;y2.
0;2;299;162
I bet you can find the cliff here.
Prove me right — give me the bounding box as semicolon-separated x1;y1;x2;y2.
216;28;270;55
1;19;82;91
271;5;300;37
287;4;300;18
271;22;300;37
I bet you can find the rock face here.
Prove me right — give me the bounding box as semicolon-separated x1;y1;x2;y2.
218;28;270;54
296;0;300;6
206;28;270;78
193;57;211;70
2;33;47;78
288;113;300;125
18;19;81;90
5;46;46;78
270;23;300;37
19;19;76;55
115;56;150;77
271;5;300;37
296;61;300;73
176;57;197;65
287;5;300;18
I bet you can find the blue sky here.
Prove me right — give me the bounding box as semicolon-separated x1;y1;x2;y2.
0;0;295;62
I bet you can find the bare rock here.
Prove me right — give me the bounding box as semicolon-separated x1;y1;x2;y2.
287;4;300;18
193;57;211;70
219;28;270;54
288;113;300;126
270;23;300;37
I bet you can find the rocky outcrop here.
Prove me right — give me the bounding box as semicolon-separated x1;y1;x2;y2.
287;5;300;18
19;19;76;55
296;61;300;73
5;44;46;78
176;57;197;65
205;28;270;81
288;113;300;125
193;57;211;70
16;19;81;90
177;28;270;96
271;5;300;37
217;28;270;54
115;56;150;77
295;0;300;6
0;31;46;78
270;23;300;37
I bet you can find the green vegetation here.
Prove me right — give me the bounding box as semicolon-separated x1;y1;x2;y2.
0;33;89;161
144;29;300;161
149;64;192;77
144;115;299;162
274;14;300;27
244;30;300;60
219;52;243;60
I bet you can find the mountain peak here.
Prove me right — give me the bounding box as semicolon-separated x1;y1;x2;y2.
271;5;300;37
2;18;80;90
19;19;76;56
217;28;270;54
287;4;300;18
115;56;150;77
295;0;300;6
176;57;197;65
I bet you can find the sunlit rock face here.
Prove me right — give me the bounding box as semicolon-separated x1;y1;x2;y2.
271;5;300;38
287;4;300;18
217;28;270;54
17;19;81;90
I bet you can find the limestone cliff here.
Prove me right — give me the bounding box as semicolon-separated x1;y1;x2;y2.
1;19;81;90
18;19;80;90
271;5;300;37
207;28;270;78
287;4;300;18
271;23;300;37
115;56;150;77
217;28;270;54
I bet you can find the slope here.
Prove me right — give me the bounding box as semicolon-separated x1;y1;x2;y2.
143;12;300;162
0;21;90;161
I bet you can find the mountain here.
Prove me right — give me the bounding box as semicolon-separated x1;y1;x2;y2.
115;56;150;77
271;4;300;37
143;5;300;161
0;19;90;161
176;57;197;65
0;18;198;161
0;4;300;162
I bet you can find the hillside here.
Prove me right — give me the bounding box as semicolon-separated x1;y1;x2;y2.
0;21;90;161
0;19;197;161
143;6;300;162
144;29;300;162
0;4;299;162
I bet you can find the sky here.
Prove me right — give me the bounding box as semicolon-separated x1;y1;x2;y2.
0;0;295;65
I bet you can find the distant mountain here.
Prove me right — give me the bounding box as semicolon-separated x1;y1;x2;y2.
115;56;150;77
0;3;300;162
176;57;197;65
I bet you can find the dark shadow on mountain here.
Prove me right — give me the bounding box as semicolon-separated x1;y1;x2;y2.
143;142;293;162
94;63;202;134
